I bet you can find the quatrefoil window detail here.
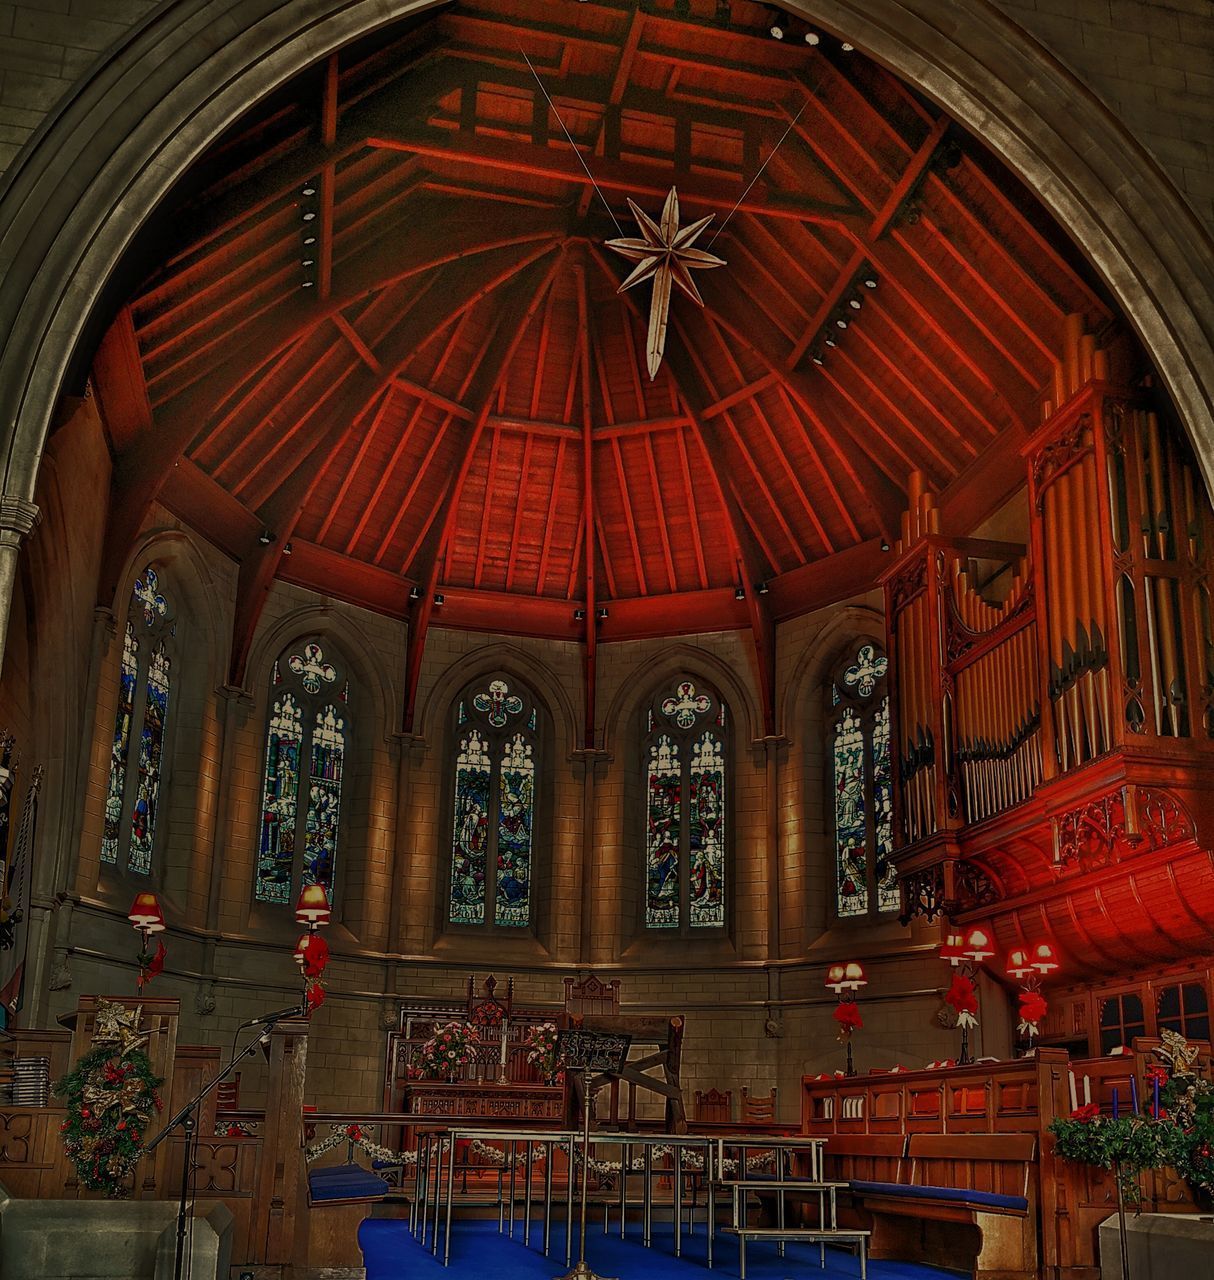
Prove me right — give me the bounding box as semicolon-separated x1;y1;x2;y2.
843;644;888;698
288;642;337;695
661;680;711;729
132;567;167;627
473;679;523;727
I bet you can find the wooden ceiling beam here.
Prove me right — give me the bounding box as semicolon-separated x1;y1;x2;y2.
158;202;567;413
690;268;904;527
666;325;778;735
575;262;598;747
402;251;568;730
366;126;866;232
787;115;947;367
226;247;560;684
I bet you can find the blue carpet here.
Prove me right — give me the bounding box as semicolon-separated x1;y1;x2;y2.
360;1217;959;1279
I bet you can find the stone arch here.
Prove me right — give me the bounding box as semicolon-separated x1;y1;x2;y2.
244;603;397;743
415;641;578;757
601;641;761;755
113;525;228;686
0;0;1210;666
780;603;886;742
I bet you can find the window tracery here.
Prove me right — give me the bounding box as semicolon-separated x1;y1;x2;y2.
101;566;175;875
255;640;348;905
829;642;897;919
644;679;727;932
448;677;538;930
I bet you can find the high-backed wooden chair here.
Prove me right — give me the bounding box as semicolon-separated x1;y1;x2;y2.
740;1085;777;1124
563;974;621;1018
693;1087;733;1124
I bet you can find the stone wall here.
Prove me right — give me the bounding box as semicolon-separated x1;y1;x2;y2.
0;383;980;1122
0;2;1208;230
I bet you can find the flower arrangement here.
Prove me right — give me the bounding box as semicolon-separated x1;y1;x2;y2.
54;1044;163;1197
1154;1034;1214;1199
944;972;978;1028
523;1022;562;1084
411;1020;477;1080
1017;990;1048;1039
833;1001;863;1037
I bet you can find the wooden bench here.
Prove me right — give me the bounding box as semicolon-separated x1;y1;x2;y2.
848;1133;1037;1280
307;1161;391;1269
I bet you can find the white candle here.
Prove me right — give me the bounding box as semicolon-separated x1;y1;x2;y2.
1083;1076;1091;1106
1068;1070;1078;1112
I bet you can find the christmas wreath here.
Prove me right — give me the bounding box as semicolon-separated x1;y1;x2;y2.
54;1040;163;1196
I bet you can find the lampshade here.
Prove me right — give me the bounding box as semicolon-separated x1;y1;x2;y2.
826;960;867;993
128;891;165;933
961;926;995;963
295;882;331;926
1006;947;1034;980
1031;941;1060;975
939;932;965;967
293;933;310;967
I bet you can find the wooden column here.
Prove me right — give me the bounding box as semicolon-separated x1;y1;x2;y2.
253;1017;309;1269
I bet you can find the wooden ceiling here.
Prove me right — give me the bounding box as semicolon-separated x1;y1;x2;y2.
89;0;1110;732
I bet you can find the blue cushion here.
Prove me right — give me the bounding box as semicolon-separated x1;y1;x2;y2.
850;1180;1027;1213
309;1165;389;1202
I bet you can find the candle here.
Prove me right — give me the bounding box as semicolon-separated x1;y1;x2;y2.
1068;1070;1078;1112
1083;1076;1091;1106
1112;1087;1119;1120
1154;1076;1161;1118
1130;1074;1139;1115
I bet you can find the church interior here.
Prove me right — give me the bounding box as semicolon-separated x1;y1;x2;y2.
0;0;1211;1277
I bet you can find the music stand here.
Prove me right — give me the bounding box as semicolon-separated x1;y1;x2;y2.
554;1028;632;1280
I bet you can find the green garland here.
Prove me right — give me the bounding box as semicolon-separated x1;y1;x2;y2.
1049;1112;1181;1202
53;1043;163;1197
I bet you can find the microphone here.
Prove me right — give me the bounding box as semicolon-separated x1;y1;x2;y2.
237;1004;306;1030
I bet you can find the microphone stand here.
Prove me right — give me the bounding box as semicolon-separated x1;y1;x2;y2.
145;1007;304;1280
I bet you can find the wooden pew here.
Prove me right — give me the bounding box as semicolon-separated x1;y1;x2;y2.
849;1133;1037;1280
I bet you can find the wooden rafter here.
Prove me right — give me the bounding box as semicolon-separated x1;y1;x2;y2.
401;250;569;730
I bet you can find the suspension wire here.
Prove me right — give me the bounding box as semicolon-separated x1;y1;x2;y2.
708;100;809;248
519;47;624;237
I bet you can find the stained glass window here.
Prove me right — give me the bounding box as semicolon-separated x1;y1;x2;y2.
255;640;349;906
446;678;539;930
828;643;897;920
644;680;728;932
101;568;174;873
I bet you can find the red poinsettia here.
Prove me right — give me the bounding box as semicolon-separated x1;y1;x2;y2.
944;973;978;1016
300;933;330;979
305;981;326;1012
1018;990;1048;1025
1069;1102;1101;1122
1146;1064;1169;1087
833;1001;863;1033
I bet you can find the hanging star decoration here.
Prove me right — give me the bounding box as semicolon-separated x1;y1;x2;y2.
606;187;725;380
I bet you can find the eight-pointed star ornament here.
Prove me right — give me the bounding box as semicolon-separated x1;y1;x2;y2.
606;187;726;380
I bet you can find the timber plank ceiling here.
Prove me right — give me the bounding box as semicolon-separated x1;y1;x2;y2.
89;0;1110;690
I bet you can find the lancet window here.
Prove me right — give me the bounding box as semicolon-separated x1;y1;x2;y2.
255;640;348;906
101;566;175;875
447;678;539;930
644;680;728;932
829;642;898;919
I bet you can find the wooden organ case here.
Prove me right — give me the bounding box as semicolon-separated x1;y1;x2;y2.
885;320;1214;976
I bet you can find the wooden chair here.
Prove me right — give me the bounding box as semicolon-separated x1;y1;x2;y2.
563;974;621;1017
740;1085;777;1124
693;1087;733;1124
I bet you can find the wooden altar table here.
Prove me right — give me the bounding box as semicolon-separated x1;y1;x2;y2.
407;1081;564;1123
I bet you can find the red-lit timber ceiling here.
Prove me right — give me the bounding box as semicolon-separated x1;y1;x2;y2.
87;0;1109;694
